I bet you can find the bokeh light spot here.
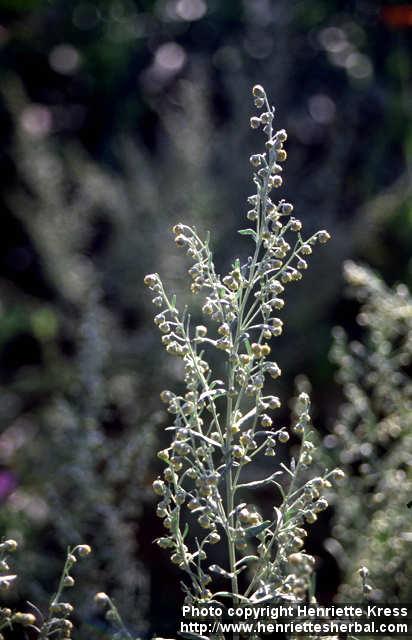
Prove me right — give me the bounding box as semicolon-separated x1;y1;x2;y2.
154;42;186;72
20;105;52;138
308;94;336;124
345;52;373;79
318;26;348;53
49;44;81;75
176;0;207;21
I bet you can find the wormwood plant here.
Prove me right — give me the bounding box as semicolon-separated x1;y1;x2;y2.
145;85;344;611
0;80;153;633
327;262;412;602
0;293;151;635
0;540;91;639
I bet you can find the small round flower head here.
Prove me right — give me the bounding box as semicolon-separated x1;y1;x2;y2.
50;602;74;615
195;325;207;338
152;479;166;496
278;430;289;443
0;540;18;552
94;592;110;605
260;414;272;428
250;116;261;129
144;273;158;288
13;613;36;626
331;468;345;482
276;128;287;142
175;234;189;248
160;390;174;403
252;84;265;98
250;154;262;168
267;362;281;379
304;510;317;524
172;223;184;235
271;175;282;189
358;566;369;579
76;544;92;557
288;552;305;566
317;230;331;244
208;531;220;545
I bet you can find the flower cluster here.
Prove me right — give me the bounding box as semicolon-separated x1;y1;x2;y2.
145;84;342;611
0;542;91;640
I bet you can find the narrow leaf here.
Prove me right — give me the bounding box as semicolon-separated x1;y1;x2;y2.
235;555;258;567
238;471;282;490
238;229;257;240
186;429;222;448
229;503;247;517
213;592;251;603
273;507;282;529
244;520;271;538
180;632;209;640
209;564;234;579
280;462;294;477
0;575;16;585
235;407;256;428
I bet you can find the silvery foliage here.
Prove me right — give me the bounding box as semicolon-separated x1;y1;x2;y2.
0;541;91;640
328;262;412;602
145;84;343;609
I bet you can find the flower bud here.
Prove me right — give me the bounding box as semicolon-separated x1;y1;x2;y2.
252;84;265;98
76;544;91;558
63;576;75;588
250;117;261;129
251;343;262;357
172;223;184;235
358;566;369;579
278;430;289;443
276;129;287;142
152;479;166;496
317;230;331;244
0;540;17;552
195;325;207;338
271;175;283;189
249;155;262;168
94;591;109;604
160;390;174;403
50;602;74;616
144;274;158;288
13;613;36;626
208;531;220;544
331;468;345;482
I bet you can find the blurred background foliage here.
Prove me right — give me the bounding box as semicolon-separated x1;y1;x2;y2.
325;261;412;607
0;0;411;637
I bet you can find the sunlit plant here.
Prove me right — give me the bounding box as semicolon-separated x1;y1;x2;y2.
144;84;344;609
0;540;91;640
327;261;412;603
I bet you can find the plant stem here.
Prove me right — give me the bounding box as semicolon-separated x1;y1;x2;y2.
225;369;239;604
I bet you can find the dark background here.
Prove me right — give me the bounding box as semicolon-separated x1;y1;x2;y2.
0;0;411;637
